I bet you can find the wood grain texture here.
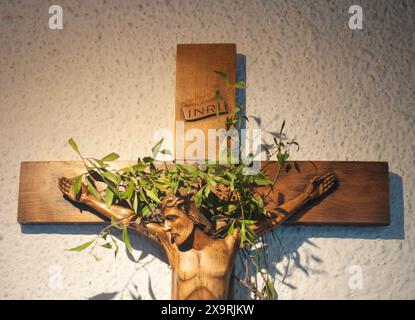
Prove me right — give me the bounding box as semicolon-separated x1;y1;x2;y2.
260;161;390;225
17;161;128;224
17;161;389;225
17;44;389;226
175;44;236;160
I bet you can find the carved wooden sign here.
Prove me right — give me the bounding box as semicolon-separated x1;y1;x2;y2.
181;99;228;121
17;44;390;300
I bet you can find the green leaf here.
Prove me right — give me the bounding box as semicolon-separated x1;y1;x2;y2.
86;178;101;200
175;163;197;175
101;178;119;197
152;138;164;158
145;188;161;203
265;278;276;300
122;182;134;200
234;81;246;89
71;175;83;195
142;205;151;217
67;240;94;252
93;158;109;168
143;156;154;163
172;180;179;194
228;220;235;236
207;164;225;175
105;188;114;209
204;184;211;197
230;177;235;191
277;152;289;166
102;171;119;185
68;138;81;155
122;225;133;253
227;204;238;213
101;152;119;162
132;162;148;172
241;219;256;226
194;188;204;208
255;195;264;209
149;162;157;172
254;178;273;186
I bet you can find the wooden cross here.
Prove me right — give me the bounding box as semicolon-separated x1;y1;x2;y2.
17;44;389;299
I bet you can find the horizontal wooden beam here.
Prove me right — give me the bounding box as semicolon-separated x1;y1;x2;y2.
17;160;389;225
259;160;389;225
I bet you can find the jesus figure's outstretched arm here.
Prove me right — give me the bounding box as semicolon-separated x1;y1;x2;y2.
58;177;170;248
252;172;336;235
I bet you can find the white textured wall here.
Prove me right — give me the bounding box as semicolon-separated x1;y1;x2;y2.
0;0;414;299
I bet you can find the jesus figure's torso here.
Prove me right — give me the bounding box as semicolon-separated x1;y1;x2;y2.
170;233;239;300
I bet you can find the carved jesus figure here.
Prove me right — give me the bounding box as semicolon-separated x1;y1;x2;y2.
58;172;335;300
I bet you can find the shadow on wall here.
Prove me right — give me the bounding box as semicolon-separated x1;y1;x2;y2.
236;54;246;117
236;55;405;298
20;222;169;263
21;221;169;300
88;257;159;300
232;172;404;299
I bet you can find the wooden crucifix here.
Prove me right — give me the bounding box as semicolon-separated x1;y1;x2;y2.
17;44;389;300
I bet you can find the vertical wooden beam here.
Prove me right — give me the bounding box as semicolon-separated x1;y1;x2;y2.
175;44;236;161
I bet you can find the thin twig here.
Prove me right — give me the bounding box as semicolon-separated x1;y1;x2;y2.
264;163;282;199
